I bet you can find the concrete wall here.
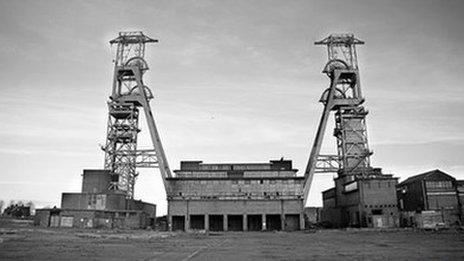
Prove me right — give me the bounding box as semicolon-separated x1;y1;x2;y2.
81;169;112;193
61;193;126;210
60;209;98;228
127;199;156;218
168;199;304;231
34;209;151;229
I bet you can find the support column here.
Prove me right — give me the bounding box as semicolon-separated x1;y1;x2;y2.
167;201;172;231
167;214;172;232
185;200;190;231
281;200;285;231
262;214;266;231
243;214;248;231
223;214;228;232
300;213;305;230
205;214;209;232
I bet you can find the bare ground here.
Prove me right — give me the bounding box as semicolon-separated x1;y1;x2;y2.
1;221;464;260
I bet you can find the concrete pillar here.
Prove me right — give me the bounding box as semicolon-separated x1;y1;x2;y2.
300;213;305;230
243;214;248;231
281;200;285;231
205;214;209;232
167;201;172;231
281;214;286;231
262;214;266;231
223;214;228;231
185;200;190;231
167;214;172;232
185;215;190;231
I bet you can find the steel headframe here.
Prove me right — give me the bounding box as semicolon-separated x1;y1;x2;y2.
103;31;171;198
303;34;372;206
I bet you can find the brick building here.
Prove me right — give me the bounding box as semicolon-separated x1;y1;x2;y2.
396;169;463;227
166;159;305;231
35;170;156;229
321;168;399;228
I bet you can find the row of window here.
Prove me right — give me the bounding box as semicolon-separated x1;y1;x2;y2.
426;181;453;189
183;179;302;185
177;191;298;197
231;179;302;185
365;181;392;189
364;204;396;208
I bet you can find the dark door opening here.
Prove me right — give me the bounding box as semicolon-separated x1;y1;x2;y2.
209;215;224;231
190;215;205;230
227;215;243;231
266;214;281;231
284;214;300;231
172;215;185;231
247;215;262;231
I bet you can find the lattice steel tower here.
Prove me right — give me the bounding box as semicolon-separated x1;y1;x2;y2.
103;32;172;198
303;34;376;205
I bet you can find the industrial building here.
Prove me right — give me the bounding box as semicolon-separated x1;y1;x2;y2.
35;170;156;229
396;169;463;227
167;160;304;231
321;169;399;227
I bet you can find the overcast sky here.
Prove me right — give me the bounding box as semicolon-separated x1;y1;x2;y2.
1;0;463;214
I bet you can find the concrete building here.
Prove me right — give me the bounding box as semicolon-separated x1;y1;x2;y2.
321;168;399;228
35;169;156;229
396;169;463;227
166;159;305;231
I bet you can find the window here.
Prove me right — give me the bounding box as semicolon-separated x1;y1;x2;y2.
426;181;453;189
344;182;358;192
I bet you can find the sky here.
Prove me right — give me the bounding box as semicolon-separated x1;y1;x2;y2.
0;0;463;215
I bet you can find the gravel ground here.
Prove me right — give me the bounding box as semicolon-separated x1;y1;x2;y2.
1;222;464;260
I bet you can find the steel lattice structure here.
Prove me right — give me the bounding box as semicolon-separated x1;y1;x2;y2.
103;31;172;198
303;34;374;205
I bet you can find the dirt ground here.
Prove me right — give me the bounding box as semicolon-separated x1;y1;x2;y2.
1;221;464;260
